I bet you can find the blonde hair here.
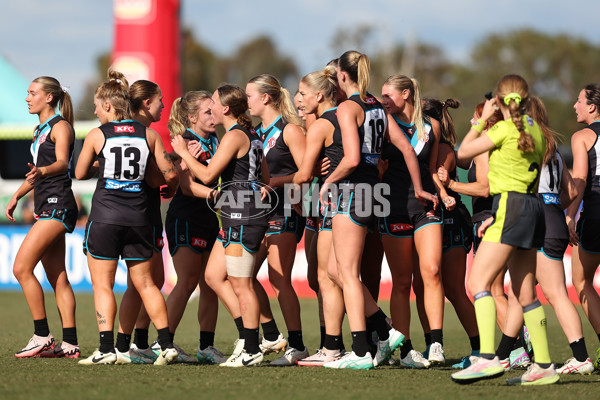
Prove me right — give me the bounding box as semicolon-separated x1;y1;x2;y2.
32;76;74;126
248;74;304;130
300;65;338;106
338;50;370;102
384;75;426;141
496;74;534;152
95;69;131;121
527;96;561;165
168;91;212;137
129;80;160;113
216;84;253;130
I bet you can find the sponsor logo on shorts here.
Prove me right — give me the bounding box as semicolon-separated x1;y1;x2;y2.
390;223;413;232
157;238;164;247
192;238;207;248
47;197;58;204
444;218;454;224
114;125;135;133
231;231;239;240
231;213;242;219
306;218;316;228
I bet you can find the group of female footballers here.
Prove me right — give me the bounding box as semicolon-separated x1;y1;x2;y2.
7;50;600;386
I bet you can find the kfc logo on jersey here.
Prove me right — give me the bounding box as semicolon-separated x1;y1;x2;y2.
365;96;376;105
192;238;207;248
390;223;412;232
115;125;135;133
268;137;276;149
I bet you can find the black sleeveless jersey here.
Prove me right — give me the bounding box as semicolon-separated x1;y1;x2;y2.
321;107;342;183
89;120;152;226
582;121;600;218
381;115;436;211
30;114;77;215
257;116;298;213
167;129;220;225
333;93;387;185
220;124;268;227
467;160;493;223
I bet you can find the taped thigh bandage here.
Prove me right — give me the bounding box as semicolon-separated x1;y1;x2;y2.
225;249;256;278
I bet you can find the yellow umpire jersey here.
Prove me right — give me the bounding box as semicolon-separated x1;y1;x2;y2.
486;115;545;195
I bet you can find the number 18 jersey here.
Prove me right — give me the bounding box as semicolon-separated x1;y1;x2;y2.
335;93;387;185
89;120;151;226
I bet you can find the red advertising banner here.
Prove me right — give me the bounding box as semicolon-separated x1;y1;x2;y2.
112;0;180;151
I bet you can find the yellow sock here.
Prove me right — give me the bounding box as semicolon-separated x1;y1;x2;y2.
523;301;551;364
474;292;496;355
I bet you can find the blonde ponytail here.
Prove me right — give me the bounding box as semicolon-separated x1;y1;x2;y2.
167;91;212;137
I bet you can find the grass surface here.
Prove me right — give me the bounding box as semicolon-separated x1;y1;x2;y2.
0;291;599;400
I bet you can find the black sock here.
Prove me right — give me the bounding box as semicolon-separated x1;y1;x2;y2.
63;327;78;346
496;334;517;360
319;326;326;349
99;330;115;353
261;319;280;342
570;338;589;362
324;334;339;351
513;332;525;350
116;332;132;353
199;331;215;350
469;335;480;352
430;329;443;346
424;332;432;347
288;330;304;350
538;362;552;368
244;328;260;354
351;331;369;357
134;328;149;349
234;317;244;339
157;328;173;351
367;309;390;341
400;339;414;359
366;321;376;342
34;318;50;337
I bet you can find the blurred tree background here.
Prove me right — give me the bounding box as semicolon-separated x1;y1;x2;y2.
76;27;600;161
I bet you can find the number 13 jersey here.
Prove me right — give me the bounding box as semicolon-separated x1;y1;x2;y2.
89;119;151;226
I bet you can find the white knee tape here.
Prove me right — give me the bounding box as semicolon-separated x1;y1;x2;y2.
225;249;255;278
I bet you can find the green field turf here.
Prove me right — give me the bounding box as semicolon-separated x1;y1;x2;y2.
0;291;599;400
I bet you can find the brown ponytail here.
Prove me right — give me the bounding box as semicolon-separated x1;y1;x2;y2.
216;84;252;130
496;74;534;152
32;76;74;127
527;96;561;165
